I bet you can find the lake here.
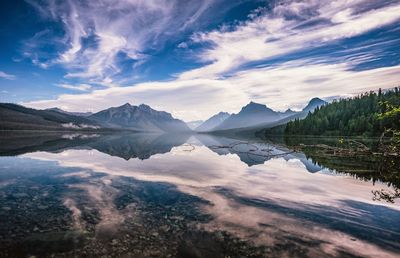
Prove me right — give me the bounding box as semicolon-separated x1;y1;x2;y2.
0;132;399;257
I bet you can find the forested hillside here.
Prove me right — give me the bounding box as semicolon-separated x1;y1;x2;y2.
0;103;100;131
285;88;400;137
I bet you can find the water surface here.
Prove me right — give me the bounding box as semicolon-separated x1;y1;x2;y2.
0;132;399;257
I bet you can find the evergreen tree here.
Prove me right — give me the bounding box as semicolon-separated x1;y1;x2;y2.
284;88;400;137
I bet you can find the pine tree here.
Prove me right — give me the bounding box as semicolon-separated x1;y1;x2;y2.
284;88;400;136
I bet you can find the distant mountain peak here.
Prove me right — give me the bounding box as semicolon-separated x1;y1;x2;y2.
283;108;297;115
138;103;152;110
309;97;324;104
89;103;190;132
217;111;230;116
46;107;93;117
303;97;327;112
195;111;231;132
47;107;63;112
241;101;272;112
245;101;263;107
121;103;132;108
213;101;282;131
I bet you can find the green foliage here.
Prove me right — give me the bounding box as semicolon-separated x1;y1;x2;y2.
376;99;400;153
283;136;400;202
285;87;400;137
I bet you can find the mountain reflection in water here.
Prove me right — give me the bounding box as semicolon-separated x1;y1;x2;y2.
0;132;399;257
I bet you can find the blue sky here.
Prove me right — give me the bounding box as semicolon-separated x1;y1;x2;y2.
0;0;399;121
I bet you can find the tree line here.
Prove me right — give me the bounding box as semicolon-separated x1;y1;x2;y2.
284;87;400;137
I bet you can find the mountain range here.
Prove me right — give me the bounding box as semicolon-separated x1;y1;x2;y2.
88;103;190;132
212;102;289;131
195;112;231;132
0;103;100;131
0;97;326;133
0;103;190;132
194;98;326;133
46;107;93;117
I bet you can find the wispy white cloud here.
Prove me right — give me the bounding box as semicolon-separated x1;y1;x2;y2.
24;63;400;121
181;0;400;79
56;83;92;91
26;0;217;85
20;29;57;69
0;71;16;80
177;42;188;49
22;0;400;120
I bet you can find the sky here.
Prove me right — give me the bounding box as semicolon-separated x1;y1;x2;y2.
0;0;399;121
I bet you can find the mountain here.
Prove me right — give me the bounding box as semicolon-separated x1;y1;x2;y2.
46;107;93;117
196;112;231;132
254;98;327;135
88;103;191;132
0;103;100;131
302;98;327;113
186;120;204;130
0;98;326;133
283;108;297;116
213;102;288;131
209;98;327;135
285;90;399;136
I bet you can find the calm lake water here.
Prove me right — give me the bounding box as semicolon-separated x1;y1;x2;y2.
0;132;399;257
